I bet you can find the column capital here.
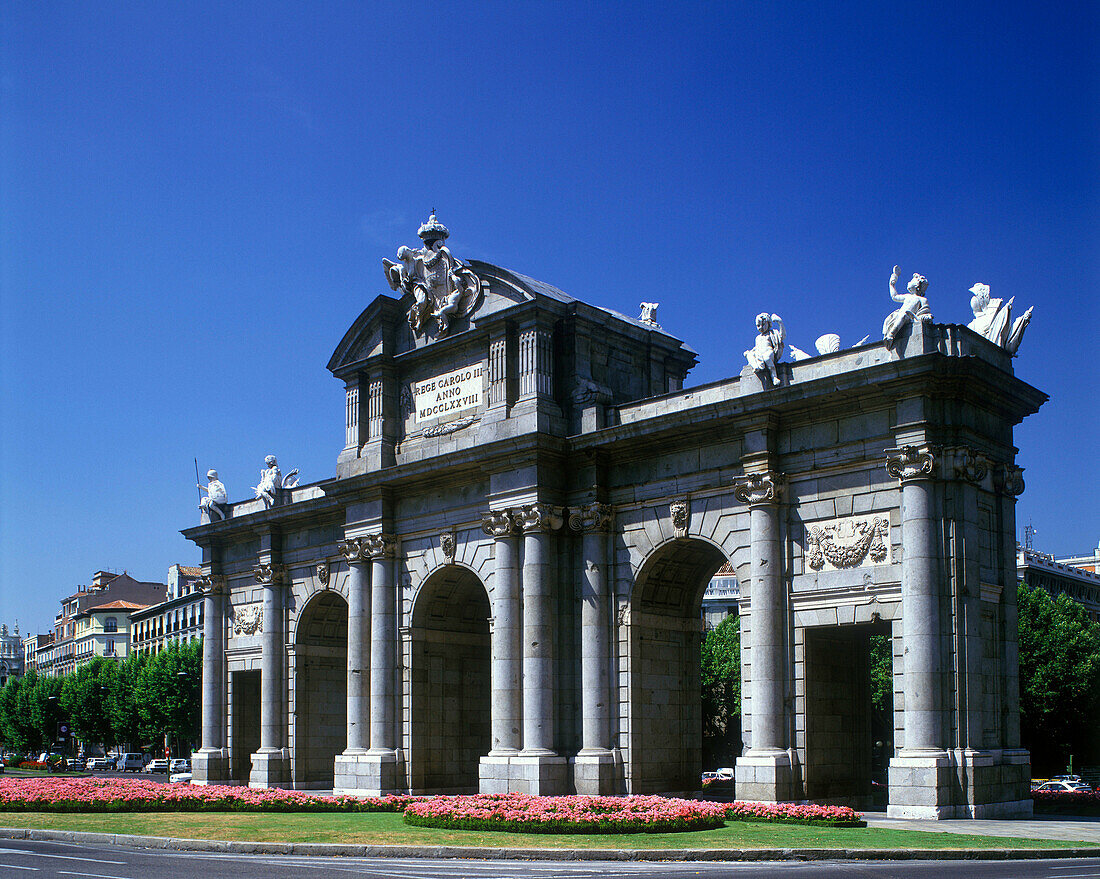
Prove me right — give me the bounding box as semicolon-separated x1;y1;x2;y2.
733;471;785;506
363;533;396;558
195;574;227;595
517;503;565;532
945;445;991;485
481;509;518;537
568;502;614;532
885;445;937;482
337;537;369;564
992;462;1025;497
252;563;285;586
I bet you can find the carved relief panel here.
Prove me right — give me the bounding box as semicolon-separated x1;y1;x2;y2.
805;515;891;572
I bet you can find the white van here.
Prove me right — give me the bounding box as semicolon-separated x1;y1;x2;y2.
119;753;144;772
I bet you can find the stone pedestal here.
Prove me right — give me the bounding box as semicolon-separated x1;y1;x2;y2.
734;751;795;802
887;751;952;818
333;750;403;796
572;750;618;795
249;748;290;788
510;754;569;795
190;747;230;786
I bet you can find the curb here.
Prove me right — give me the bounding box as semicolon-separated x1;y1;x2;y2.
1;828;1098;861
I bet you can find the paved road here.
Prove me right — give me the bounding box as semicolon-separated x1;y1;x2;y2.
2;840;1100;879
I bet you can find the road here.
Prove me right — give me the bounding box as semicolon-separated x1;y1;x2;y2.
1;840;1099;879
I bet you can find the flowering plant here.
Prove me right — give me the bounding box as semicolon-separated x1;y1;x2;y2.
723;800;864;827
0;777;417;813
403;793;726;834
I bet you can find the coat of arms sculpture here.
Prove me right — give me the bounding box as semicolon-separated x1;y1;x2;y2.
383;213;484;339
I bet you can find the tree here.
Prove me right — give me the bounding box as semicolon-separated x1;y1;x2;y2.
26;673;67;754
60;657;119;751
0;674;35;753
701;614;741;766
109;652;145;748
1017;582;1100;774
133;639;202;755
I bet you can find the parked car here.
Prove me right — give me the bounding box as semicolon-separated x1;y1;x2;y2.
0;758;5;773
119;753;144;772
85;757;110;771
65;758;84;771
169;771;193;784
1034;781;1091;793
169;759;191;774
145;758;169;773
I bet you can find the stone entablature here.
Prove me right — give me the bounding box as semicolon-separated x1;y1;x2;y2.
183;239;1046;819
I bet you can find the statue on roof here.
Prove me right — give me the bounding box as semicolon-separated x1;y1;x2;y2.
967;282;1033;355
198;469;228;522
744;313;786;387
883;265;932;349
253;456;300;509
383;214;484;339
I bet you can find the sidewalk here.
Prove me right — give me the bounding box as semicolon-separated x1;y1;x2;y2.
863;812;1100;844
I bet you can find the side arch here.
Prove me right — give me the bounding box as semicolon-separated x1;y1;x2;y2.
407;564;491;793
293;590;348;789
627;536;728;793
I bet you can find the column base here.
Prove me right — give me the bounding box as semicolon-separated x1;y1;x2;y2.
478;753;569;795
190;748;230;785
333;749;404;796
887;748;1033;819
735;750;796;802
249;748;290;788
572;750;622;795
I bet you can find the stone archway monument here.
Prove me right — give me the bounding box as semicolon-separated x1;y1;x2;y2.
185;220;1043;818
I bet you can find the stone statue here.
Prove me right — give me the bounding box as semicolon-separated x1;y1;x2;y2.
198;469;227;522
382;214;484;338
253;456;300;508
967;282;1033;356
744;313;786;387
638;302;660;326
882;265;932;349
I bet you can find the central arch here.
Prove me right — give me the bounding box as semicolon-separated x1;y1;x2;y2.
408;565;491;793
629;537;728;794
294;590;348;788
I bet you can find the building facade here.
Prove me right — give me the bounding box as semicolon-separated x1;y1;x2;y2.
1017;547;1100;621
0;624;23;687
185;221;1044;818
132;565;205;657
39;572;166;677
72;601;147;664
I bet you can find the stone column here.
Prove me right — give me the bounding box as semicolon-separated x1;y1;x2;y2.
366;533;397;754
334;532;400;795
192;574;228;784
250;561;289;787
733;471;793;802
479;511;521;793
338;539;371;753
570;503;617;794
514;503;568;794
886;445;951;817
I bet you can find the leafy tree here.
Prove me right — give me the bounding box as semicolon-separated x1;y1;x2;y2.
1017;582;1100;773
26;673;67;754
868;633;893;714
134;639;202;755
60;657;119;750
0;674;35;752
109;652;145;748
701;614;741;766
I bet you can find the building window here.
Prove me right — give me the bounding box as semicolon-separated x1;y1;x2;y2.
105;639;115;656
104;617;118;633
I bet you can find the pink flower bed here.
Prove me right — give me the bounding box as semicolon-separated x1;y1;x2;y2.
0;778;864;829
403;793;726;834
0;777;416;813
724;800;864;827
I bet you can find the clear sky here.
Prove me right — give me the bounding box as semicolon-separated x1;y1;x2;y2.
1;1;1097;635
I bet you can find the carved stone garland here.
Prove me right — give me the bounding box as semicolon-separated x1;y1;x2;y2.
807;518;889;570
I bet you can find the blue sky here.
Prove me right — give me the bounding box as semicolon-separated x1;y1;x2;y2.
1;1;1097;634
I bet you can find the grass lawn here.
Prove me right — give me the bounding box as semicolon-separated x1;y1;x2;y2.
0;811;1093;850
